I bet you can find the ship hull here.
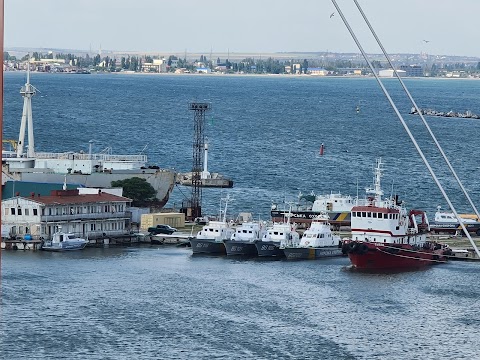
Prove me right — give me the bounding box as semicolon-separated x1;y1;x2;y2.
283;247;343;260
255;241;285;257
271;210;350;227
224;240;257;256
343;241;449;271
9;169;175;204
190;238;226;254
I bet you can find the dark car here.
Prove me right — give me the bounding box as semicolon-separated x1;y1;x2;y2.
147;224;177;235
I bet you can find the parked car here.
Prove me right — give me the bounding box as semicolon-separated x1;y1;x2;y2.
147;224;177;235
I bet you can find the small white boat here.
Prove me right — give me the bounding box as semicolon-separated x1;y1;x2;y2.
283;212;343;260
41;231;88;251
190;195;235;254
224;221;266;256
255;212;300;257
430;206;480;235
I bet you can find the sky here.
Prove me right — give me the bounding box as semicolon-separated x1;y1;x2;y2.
5;0;480;57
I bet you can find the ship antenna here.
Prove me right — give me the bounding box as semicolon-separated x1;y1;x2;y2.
331;0;480;258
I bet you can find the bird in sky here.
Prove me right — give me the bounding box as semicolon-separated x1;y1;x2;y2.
423;39;430;43
330;12;335;18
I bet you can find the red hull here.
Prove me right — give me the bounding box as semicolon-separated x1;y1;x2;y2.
343;241;449;271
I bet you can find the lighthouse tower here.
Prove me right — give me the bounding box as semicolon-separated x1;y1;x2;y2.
201;141;211;180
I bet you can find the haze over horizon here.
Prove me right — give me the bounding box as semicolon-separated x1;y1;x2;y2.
5;0;480;58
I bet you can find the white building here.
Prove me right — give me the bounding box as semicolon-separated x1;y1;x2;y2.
2;189;132;240
141;58;167;73
378;69;406;77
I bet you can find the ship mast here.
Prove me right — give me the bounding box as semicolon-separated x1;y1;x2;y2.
17;56;37;158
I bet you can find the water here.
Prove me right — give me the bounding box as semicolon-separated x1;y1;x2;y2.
2;248;480;359
2;73;480;359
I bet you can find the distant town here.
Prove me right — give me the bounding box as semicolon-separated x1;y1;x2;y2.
4;48;480;78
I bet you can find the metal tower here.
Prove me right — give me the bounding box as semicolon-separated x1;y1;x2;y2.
188;102;211;220
17;59;37;158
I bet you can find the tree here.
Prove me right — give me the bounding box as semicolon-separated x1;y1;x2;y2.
111;177;156;205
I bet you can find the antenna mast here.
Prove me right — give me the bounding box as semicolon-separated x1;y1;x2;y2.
17;56;37;158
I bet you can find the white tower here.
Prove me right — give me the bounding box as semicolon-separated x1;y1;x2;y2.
201;140;211;180
17;58;37;158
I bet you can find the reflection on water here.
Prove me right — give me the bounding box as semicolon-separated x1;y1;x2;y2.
2;247;480;359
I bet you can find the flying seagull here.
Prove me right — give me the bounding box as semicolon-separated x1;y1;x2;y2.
330;12;335;18
423;39;430;43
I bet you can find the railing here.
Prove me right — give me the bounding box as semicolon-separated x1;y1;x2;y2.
40;212;129;222
34;151;147;162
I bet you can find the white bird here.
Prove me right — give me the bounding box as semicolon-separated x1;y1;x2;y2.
330;12;335;18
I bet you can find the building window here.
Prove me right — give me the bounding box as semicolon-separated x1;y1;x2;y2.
33;209;38;216
11;208;16;215
25;208;30;216
17;208;22;215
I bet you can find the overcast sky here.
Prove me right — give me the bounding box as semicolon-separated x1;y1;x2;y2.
5;0;480;57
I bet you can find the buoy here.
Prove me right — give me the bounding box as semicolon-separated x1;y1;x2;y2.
319;143;324;156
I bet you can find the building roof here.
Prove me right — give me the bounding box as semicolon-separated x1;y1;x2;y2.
5;190;132;206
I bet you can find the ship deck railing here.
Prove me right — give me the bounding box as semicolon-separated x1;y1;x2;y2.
34;152;147;162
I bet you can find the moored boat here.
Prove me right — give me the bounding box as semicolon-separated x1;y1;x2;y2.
271;192;364;229
429;206;480;235
41;230;88;251
224;222;266;256
283;212;343;260
190;195;235;254
2;62;175;204
342;159;451;271
255;216;300;257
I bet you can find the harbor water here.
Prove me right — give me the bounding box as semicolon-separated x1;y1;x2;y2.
2;73;480;358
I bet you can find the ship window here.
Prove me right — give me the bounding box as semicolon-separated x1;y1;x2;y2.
362;212;366;217
384;213;388;219
373;213;377;218
367;212;371;218
352;212;356;217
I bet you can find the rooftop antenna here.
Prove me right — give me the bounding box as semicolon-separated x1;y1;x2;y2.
331;0;480;258
17;54;37;158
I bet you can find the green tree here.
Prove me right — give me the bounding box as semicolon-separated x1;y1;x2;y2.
111;177;156;205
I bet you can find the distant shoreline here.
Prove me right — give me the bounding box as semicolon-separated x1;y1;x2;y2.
5;69;480;80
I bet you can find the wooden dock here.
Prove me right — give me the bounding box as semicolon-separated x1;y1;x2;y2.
1;239;43;251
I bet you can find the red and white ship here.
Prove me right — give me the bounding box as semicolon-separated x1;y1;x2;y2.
342;159;451;271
